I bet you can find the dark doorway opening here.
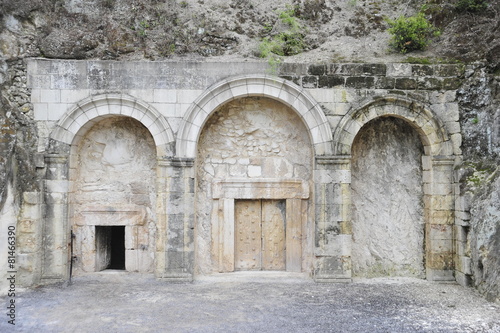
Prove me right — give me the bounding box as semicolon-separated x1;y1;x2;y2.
95;226;126;271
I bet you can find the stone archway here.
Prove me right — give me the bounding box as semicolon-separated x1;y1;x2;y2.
42;94;174;281
326;96;456;281
195;97;313;275
351;116;425;277
176;75;333;158
71;116;157;274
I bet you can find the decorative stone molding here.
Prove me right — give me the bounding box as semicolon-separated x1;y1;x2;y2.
50;94;175;156
333;96;453;157
176;75;333;158
213;178;309;200
211;178;309;273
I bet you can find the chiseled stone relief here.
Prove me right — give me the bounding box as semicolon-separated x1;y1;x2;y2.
195;97;313;274
71;117;157;274
351;117;425;277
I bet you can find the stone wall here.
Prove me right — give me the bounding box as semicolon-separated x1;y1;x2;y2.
0;58;473;295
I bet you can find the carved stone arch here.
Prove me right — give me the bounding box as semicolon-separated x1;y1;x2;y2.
333;96;453;157
319;95;458;282
176;75;333;158
41;94;175;281
50;93;175;156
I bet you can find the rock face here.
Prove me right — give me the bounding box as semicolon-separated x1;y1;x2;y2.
456;64;500;303
351;117;425;278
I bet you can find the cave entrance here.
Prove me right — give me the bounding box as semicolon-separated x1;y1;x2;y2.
95;226;126;271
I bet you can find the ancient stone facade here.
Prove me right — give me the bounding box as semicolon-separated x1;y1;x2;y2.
1;59;468;289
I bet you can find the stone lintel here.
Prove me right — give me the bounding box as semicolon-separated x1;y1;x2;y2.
213;178;309;199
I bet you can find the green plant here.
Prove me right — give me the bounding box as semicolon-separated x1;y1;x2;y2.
179;1;188;8
258;6;305;60
455;0;488;12
386;13;440;53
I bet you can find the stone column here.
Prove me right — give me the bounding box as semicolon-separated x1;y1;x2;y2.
313;155;352;282
424;156;456;282
41;154;70;282
157;157;195;281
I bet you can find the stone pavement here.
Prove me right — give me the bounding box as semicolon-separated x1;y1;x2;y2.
3;271;500;333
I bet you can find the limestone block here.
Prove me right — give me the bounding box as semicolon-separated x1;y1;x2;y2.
428;224;452;240
427;252;454;270
455;240;468;256
387;63;412;77
455;211;471;225
456;256;472;275
314;255;352;281
307;88;335;103
422;155;432;171
455;271;472;286
125;226;138;250
45;192;66;204
455;193;472;212
247;165;262;177
229;164;247;177
262;158;293;178
34;103;48;120
430;195;454;209
451;133;462;154
137;226;150;249
445;121;461;134
60;89;91;104
18;220;36;234
17;234;39;253
426;269;455;282
454;225;469;242
125;249;139;271
430;209;454;225
428;91;456;104
316;234;352;256
333;89;355;103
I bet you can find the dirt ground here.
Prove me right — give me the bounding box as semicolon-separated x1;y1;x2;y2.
2;271;500;333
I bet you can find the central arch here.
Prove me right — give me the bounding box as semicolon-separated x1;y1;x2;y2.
176;75;333;158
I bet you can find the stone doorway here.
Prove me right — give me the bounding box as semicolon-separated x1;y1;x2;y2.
195;97;313;275
70;117;157;275
235;200;286;271
95;226;126;271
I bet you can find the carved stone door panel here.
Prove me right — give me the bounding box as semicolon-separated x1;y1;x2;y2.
235;200;286;271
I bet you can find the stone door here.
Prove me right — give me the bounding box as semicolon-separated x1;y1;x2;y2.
235;200;286;271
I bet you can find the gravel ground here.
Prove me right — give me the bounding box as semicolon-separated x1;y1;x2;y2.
2;271;500;333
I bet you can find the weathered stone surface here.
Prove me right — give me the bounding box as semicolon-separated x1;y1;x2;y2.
40;29;99;59
72;117;157;274
351;117;425;278
196;97;313;274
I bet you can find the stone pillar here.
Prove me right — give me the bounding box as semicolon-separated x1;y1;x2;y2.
424;156;455;282
454;192;472;286
157;157;195;281
313;155;352;282
41;154;70;282
17;192;43;286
